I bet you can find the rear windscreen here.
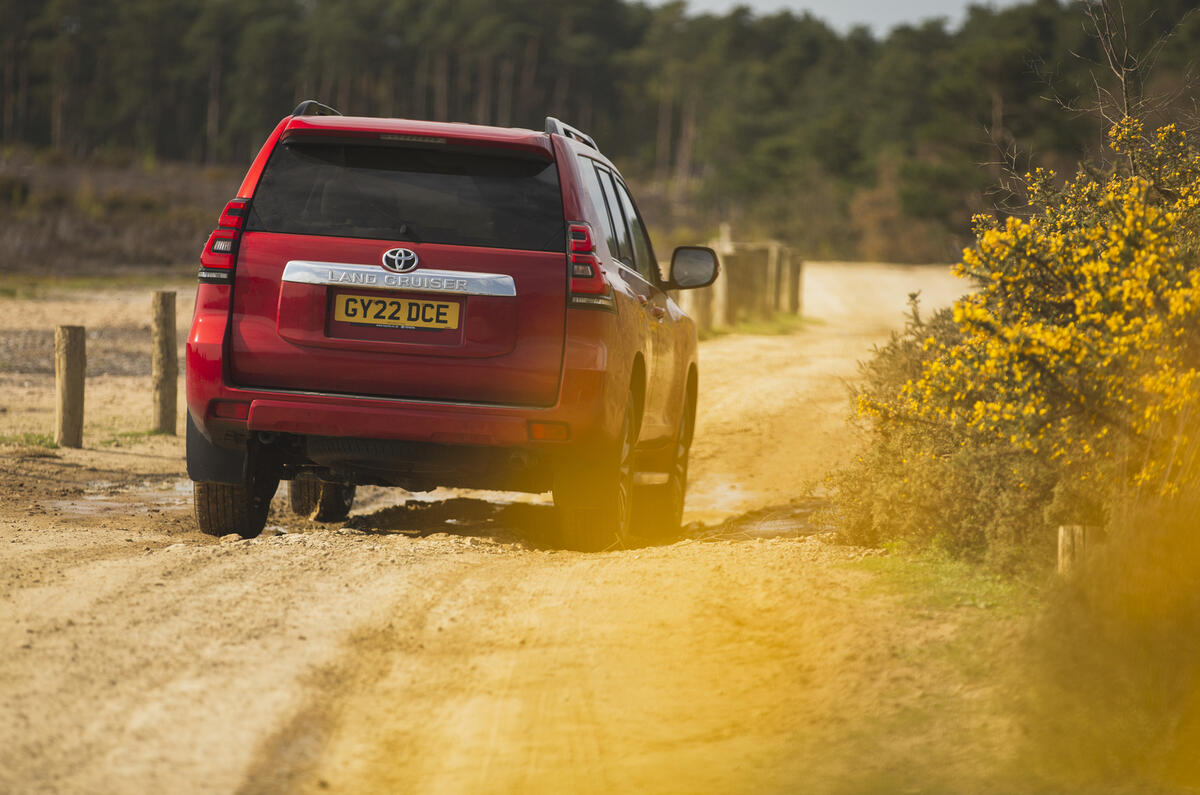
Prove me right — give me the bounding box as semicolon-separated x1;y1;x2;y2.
246;141;565;252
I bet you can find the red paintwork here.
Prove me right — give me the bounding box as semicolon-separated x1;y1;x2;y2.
549;135;696;442
188;115;699;477
236;118;288;199
282;115;556;159
188;308;613;448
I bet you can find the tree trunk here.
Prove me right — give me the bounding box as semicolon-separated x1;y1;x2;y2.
433;51;449;120
655;81;674;183
206;57;221;164
551;72;569;118
670;90;697;206
412;50;428;119
360;72;372;115
2;37;14;141
550;18;571;118
318;72;334;107
16;45;28;140
379;68;394;118
516;36;539;125
452;52;469;121
337;73;352;114
50;76;65;150
474;55;493;124
496;56;514;127
577;91;592;134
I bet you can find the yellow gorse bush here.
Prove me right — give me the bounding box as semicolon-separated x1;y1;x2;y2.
861;119;1200;497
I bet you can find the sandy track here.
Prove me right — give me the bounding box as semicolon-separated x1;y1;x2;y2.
0;264;976;793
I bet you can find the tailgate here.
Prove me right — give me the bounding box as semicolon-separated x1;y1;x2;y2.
227;138;567;407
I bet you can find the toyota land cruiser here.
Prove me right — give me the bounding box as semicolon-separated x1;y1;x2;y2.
186;100;718;550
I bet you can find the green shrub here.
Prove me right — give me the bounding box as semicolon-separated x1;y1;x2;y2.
829;296;1057;569
830;118;1200;568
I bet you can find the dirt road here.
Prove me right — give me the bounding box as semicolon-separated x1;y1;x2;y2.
0;264;987;794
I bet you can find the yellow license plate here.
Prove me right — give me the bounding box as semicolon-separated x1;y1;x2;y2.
333;294;460;330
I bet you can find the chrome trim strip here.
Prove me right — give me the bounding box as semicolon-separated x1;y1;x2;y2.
281;260;516;297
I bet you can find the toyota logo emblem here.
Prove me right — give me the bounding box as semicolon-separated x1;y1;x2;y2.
381;247;419;273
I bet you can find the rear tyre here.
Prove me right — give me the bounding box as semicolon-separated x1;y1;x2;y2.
289;477;356;522
552;396;636;552
194;474;279;539
633;392;694;541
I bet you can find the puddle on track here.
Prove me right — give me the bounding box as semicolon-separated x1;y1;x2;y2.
45;478;192;517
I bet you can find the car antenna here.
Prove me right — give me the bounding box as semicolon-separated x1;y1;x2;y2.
292;100;342;117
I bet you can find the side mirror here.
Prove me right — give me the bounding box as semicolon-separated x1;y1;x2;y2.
669;246;719;289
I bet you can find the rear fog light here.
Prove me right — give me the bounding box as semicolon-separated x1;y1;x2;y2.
528;421;571;441
211;400;250;420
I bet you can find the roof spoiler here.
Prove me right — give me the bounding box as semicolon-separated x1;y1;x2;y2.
292;100;342;117
545;116;597;151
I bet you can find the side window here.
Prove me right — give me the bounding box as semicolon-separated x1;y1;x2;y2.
614;179;659;283
597;169;632;265
579;162;620;258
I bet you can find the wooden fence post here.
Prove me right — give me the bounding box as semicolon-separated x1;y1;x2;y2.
152;291;178;434
711;227;733;329
777;249;792;315
766;243;781;312
717;250;735;326
791;258;804;316
54;325;85;448
1058;525;1099;574
750;247;771;319
698;285;714;333
680;284;713;335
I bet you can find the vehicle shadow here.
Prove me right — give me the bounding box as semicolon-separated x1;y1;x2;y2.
341;496;674;551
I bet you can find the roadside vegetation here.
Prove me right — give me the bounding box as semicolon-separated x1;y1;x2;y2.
833;118;1200;568
827;2;1200;786
697;311;813;341
0;432;57;448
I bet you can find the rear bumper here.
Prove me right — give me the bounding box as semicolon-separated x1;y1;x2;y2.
189;376;611;450
186;284;621;453
248;394;552;446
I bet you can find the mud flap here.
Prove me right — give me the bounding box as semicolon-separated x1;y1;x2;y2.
186;413;245;484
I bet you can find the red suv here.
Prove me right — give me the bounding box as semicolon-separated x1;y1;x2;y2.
186;101;718;550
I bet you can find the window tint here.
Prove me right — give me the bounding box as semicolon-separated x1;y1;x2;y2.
247;141;565;252
597;168;631;264
579;162;620;258
614;179;659;283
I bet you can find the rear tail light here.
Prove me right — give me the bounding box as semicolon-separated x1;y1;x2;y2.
200;198;249;272
567;222;614;310
218;199;249;230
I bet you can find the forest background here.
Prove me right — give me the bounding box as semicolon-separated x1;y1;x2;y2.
4;0;1200;265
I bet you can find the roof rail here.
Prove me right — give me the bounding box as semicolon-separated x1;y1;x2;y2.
544;116;598;151
292;100;342;117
